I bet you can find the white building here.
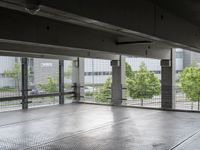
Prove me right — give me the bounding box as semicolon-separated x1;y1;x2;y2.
0;49;197;88
0;56;18;88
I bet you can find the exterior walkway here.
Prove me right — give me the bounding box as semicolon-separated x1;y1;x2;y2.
0;103;200;150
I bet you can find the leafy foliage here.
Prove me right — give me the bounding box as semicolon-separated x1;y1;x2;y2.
65;63;72;79
94;62;135;103
64;63;73;90
127;62;160;100
94;62;160;104
126;62;135;79
4;63;21;91
39;76;58;93
95;77;112;103
180;62;200;102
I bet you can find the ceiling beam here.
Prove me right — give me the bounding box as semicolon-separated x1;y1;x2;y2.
0;39;120;60
0;0;199;52
0;7;171;59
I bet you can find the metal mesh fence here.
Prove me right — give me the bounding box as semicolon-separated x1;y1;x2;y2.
28;96;59;108
0;99;21;112
0;57;75;112
0;56;22;98
1;49;200;112
175;87;200;111
27;58;60;108
64;60;73;103
83;58;112;104
0;56;22;111
28;58;59;95
123;57;162;108
175;49;200;111
122;95;161;108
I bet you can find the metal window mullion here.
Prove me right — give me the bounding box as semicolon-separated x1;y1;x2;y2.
21;57;28;109
59;59;64;104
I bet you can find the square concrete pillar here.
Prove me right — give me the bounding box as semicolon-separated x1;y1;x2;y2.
72;58;84;102
111;56;125;106
161;49;176;109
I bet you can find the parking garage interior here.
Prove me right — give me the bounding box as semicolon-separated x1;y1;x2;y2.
0;0;200;149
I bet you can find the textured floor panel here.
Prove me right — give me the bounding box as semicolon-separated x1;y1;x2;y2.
0;104;200;150
173;130;200;150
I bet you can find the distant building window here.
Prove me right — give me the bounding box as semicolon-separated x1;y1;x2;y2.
176;70;182;73
84;71;111;76
152;71;161;74
40;63;53;68
0;73;8;78
176;52;183;58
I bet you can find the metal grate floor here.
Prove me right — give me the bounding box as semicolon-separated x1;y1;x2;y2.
0;103;200;150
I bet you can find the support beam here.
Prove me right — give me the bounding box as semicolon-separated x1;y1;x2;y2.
59;59;64;104
21;57;28;109
0;7;171;60
0;39;120;60
161;49;176;109
72;58;84;102
39;1;200;52
111;56;126;106
0;1;200;52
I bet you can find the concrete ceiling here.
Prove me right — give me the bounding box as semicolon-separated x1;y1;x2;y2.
149;0;200;27
5;0;200;27
0;0;200;59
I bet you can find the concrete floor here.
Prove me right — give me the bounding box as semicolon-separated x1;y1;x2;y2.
0;104;200;150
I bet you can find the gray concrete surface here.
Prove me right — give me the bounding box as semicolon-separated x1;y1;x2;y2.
0;103;200;150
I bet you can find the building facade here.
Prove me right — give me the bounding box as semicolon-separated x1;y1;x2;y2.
0;49;197;89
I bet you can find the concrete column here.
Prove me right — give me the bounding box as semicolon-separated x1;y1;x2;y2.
72;58;84;102
59;59;64;104
21;57;28;109
111;56;125;106
161;49;176;109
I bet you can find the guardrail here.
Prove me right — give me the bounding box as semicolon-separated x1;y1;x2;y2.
0;91;75;104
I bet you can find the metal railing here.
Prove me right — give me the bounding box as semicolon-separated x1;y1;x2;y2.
122;96;161;108
1;84;200;112
0;89;75;111
175;88;200;111
122;85;161;108
122;86;200;111
82;86;112;104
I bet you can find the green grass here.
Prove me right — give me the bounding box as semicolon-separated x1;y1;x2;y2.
0;87;17;92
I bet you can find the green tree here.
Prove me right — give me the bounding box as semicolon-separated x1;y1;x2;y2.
64;63;73;89
65;63;72;79
4;63;21;92
39;76;58;93
127;62;160;106
94;62;135;103
179;62;200;110
93;62;160;105
95;77;112;103
126;62;135;79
